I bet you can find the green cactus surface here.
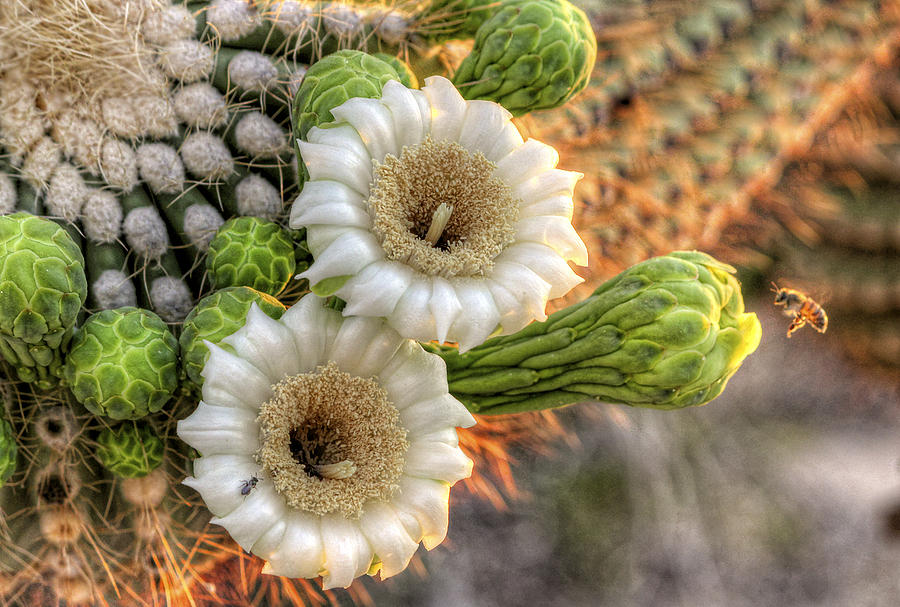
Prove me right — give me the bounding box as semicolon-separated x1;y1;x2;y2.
452;0;597;116
206;217;296;296
422;0;507;42
429;251;762;414
96;422;164;478
0;213;87;389
0;418;16;486
179;286;286;387
65;307;179;420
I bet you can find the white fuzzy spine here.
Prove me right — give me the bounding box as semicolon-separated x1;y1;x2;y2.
0;173;16;215
227;51;278;91
46;163;89;221
206;0;261;41
180;132;234;181
99;139;138;191
183;203;225;251
234;112;289;158
137;143;186;194
22;137;62;188
124;206;170;261
150;276;194;322
92;270;138;310
82;190;123;243
236;173;281;220
158;40;215;82
142;5;196;45
173;83;229;129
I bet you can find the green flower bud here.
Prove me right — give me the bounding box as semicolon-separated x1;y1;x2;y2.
0;417;17;486
206;217;296;296
0;213;87;388
429;251;761;414
96;422;164;478
373;52;418;89
65;307;179;420
421;0;504;42
452;0;597;116
180;286;286;387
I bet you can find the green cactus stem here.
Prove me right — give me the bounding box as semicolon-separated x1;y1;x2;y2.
0;417;17;486
428;251;761;414
65;307;179;420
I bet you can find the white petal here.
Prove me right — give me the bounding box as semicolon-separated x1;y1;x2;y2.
252;518;287;557
183;454;258;518
515;216;589;266
519;194;575;219
297;140;372;195
378;341;449;409
497;243;584;299
423;76;466;143
222;304;301;383
300;229;383;287
447;278;501;352
326;315;387;375
394;476;450;550
458;100;511;159
494;139;559;187
404;441;473;484
319;514;373;589
279;294;335;372
513;168;581;205
291;201;372;229
291;179;366;213
359;502;419;579
415;427;463;446
305;224;350;256
380;79;426;149
430;277;462;345
490;261;552;323
200;343;273;409
210;481;287;551
177;402;259;455
487;280;537;335
410;89;431;132
485;120;525;162
400;393;476;437
387;277;436;342
353;326;406;378
306;123;370;164
265;511;326;578
331;97;398;160
341;261;414;318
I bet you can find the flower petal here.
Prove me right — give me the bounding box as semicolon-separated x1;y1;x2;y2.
304;224;351;256
387;277;436;342
458;99;511;159
177;402;259;455
494;139;559;187
513;168;581;207
358;502;419;579
290;179;366;217
394;475;451;550
486;280;535;335
415;427;462;446
222;304;301;383
486;120;525;162
423;76;467;143
352;324;406;378
200;343;273;409
297;140;372;194
497;243;584;299
430;276;462;345
490;261;552;323
515;216;589;266
299;229;384;287
447;278;501;352
264;510;326;578
519;194;575;219
380;79;426;149
400;393;476;437
319;513;373;590
306;123;370;164
378;341;449;409
404;441;473;484
252;517;287;557
279;294;336;373
326;314;387;375
183;454;259;517
210;480;287;551
341;260;414;318
331;97;399;161
291;200;372;229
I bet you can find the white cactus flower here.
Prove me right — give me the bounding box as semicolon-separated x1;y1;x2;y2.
177;294;475;589
290;76;588;351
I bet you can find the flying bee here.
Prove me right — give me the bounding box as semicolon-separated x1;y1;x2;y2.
239;476;258;496
771;283;828;338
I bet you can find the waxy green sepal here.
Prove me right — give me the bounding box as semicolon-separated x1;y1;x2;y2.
0;213;87;389
452;0;597;116
430;251;762;414
96;422;164;478
65;307;179;420
206;217;296;296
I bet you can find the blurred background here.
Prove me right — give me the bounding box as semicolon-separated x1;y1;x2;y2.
369;0;900;603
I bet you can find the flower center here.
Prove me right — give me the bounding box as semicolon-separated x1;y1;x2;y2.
255;361;408;518
368;136;520;277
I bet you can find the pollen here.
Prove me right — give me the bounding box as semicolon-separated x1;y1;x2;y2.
368;136;520;277
256;361;408;519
